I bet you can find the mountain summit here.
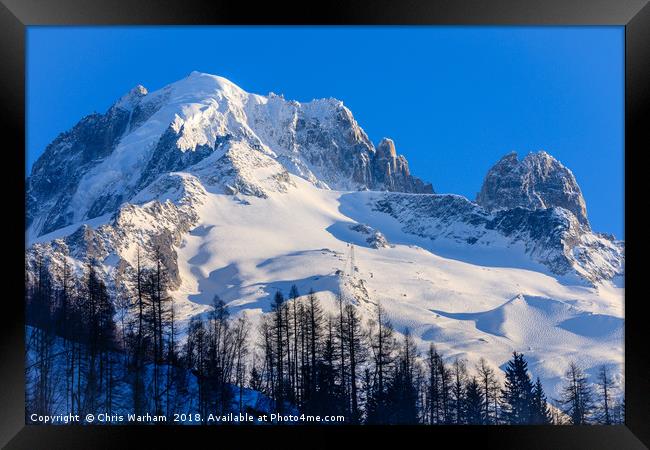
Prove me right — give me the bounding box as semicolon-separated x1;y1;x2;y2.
27;72;432;238
476;151;590;228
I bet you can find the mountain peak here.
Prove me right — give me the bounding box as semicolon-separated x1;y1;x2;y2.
376;138;397;159
178;71;248;97
370;138;433;194
114;84;148;110
499;150;519;162
27;73;434;237
132;84;148;95
521;150;555;166
476;150;589;228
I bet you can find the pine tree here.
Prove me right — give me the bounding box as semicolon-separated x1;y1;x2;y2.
141;246;174;416
465;377;484;424
165;293;179;416
56;260;76;414
387;329;419;424
366;302;397;424
311;315;341;417
271;290;286;411
201;296;239;417
500;352;534;424
259;314;275;398
233;314;250;412
439;353;453;423
530;377;552;424
96;269;116;413
289;284;300;402
560;362;595;425
131;246;147;415
610;395;624;425
476;358;499;424
297;299;307;407
451;358;467;424
424;344;453;424
336;294;347;412
426;344;442;424
344;303;365;423
184;316;207;417
283;293;294;402
595;365;615;425
26;253;56;417
305;289;322;404
249;364;263;392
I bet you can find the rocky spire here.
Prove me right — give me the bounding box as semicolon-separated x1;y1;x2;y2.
476;151;589;228
113;84;148;110
370;138;433;194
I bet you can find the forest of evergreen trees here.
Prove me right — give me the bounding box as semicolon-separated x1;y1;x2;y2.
26;249;624;425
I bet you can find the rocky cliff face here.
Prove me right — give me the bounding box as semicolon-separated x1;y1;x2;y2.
476;151;589;228
370;138;432;194
26;172;208;302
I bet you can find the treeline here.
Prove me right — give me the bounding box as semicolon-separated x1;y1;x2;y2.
26;253;117;419
26;248;253;421
248;288;623;425
26;250;623;425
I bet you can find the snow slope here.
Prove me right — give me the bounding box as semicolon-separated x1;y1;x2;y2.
166;175;623;398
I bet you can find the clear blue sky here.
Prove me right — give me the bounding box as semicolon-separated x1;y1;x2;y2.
27;26;624;238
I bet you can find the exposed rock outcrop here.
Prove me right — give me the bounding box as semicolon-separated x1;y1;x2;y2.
476;151;589;228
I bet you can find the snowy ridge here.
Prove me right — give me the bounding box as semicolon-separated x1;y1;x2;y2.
27;72;431;238
367;192;623;284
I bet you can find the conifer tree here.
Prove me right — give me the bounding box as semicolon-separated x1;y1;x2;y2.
344;303;365;423
26;253;56;417
185;316;207;416
451;358;468;424
476;358;499;424
426;344;441;424
501;352;534;424
289;284;300;401
233;314;250;412
305;289;322;402
387;329;419;424
366;302;397;424
272;290;286;410
465;377;484;424
530;377;552;424
336;294;347;412
595;365;615;425
560;362;594;425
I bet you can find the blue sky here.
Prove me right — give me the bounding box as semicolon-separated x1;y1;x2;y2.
27;26;624;237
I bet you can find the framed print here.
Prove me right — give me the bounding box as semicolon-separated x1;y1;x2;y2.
1;0;648;448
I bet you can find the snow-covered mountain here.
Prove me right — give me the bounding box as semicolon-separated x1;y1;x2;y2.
25;72;624;397
27;71;431;238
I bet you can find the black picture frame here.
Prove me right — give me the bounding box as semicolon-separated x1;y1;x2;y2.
1;0;647;448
